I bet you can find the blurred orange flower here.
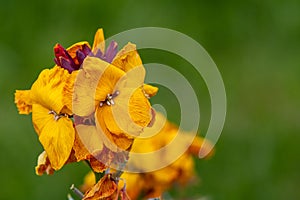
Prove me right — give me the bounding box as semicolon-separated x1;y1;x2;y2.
80;112;214;199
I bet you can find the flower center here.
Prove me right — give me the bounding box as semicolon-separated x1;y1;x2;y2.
48;110;67;121
100;90;120;107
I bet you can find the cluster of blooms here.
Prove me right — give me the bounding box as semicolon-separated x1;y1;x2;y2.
14;28;213;199
81;113;214;199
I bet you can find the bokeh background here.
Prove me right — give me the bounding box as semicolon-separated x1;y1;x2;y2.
1;0;300;199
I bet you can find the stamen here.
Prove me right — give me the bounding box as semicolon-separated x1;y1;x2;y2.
48;110;67;121
99;90;120;107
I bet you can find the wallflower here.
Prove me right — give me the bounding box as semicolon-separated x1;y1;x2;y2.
15;28;157;174
69;31;156;169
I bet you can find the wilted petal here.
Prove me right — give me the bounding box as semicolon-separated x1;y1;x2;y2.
83;174;118;200
66;41;91;65
35;151;54;176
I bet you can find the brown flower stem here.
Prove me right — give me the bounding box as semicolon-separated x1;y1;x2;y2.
70;184;84;199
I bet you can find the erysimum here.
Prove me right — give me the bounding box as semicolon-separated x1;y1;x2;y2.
68;31;156;170
14;27;213;200
14;28;157;174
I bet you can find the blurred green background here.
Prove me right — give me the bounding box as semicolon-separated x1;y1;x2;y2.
1;0;300;199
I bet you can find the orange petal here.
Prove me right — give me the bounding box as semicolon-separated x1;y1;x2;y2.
107;88;151;138
110;132;134;151
92;28;105;54
83;174;118;200
189;136;215;158
88;156;107;173
14;90;32;114
112;42;143;72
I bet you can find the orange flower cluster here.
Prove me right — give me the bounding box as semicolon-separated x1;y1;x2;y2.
81;113;214;199
14;28;156;182
14;28;213;200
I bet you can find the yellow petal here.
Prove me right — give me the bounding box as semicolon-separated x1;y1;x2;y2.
102;106;136;150
72;57;125;116
128;88;151;128
107;88;151;138
32;104;75;170
92;28;105;54
30;66;70;114
14;90;32;114
112;42;143;72
143;84;159;98
95;107;119;152
32;104;54;136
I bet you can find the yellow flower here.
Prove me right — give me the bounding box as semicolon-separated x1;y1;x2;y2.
119;112;214;199
30;66;75;170
70;30;156;169
14;28;157;175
